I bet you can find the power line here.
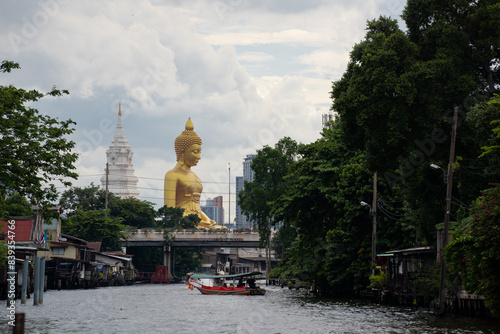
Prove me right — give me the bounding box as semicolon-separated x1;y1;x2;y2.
76;173;234;185
376;202;404;221
451;196;471;209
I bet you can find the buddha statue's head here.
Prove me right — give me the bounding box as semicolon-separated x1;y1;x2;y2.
174;118;202;162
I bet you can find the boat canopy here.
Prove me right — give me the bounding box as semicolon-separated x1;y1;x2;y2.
190;271;263;279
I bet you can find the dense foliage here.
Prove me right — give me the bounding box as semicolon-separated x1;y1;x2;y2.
61;209;127;251
173;247;203;277
59;183;110;214
2;192;34;217
269;127;407;296
0;61;78;219
157;205;201;229
60;184;157;228
241;1;500;312
238;137;300;247
109;197;157;229
445;185;500;317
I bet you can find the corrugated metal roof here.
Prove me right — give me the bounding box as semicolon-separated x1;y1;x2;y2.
1;219;34;241
379;246;433;256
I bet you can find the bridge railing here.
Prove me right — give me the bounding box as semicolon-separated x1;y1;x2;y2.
126;229;261;243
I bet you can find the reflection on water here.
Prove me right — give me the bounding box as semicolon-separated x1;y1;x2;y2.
1;284;499;334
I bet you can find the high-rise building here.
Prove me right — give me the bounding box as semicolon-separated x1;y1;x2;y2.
100;105;140;199
243;154;257;182
235;154;257;229
235;176;244;228
213;196;224;226
201;196;224;226
322;113;334;129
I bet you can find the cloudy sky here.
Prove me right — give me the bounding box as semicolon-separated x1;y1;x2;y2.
0;0;405;222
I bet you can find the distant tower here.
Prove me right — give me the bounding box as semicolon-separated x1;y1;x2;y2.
235;176;244;228
213;196;224;226
201;196;224;226
235;154;257;229
322;113;334;129
101;104;140;199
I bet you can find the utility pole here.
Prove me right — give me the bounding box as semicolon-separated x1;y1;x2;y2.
105;162;109;212
438;106;458;312
371;172;377;272
228;163;231;229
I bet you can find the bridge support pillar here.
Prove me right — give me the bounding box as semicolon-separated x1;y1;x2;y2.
163;245;174;278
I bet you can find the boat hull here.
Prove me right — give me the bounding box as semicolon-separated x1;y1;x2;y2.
195;285;266;295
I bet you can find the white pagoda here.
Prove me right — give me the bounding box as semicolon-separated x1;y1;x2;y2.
101;104;140;199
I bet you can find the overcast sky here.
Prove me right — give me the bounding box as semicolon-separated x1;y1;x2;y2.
0;0;405;222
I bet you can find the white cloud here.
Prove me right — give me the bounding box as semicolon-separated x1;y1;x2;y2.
0;0;405;218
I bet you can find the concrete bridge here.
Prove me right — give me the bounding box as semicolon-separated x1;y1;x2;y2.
122;230;263;279
124;230;262;248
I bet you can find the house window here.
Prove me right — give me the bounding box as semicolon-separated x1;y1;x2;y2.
53;248;65;255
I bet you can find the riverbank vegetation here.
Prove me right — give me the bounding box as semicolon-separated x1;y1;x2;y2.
241;0;500;317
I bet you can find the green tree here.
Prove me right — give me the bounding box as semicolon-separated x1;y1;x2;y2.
0;242;7;267
109;196;157;229
445;184;500;318
331;17;438;173
403;0;500;94
157;205;184;228
59;183;113;215
62;210;127;251
0;61;78;219
174;247;203;277
179;214;201;229
60;184;157;228
332;10;500;246
157;205;200;229
2;192;34;216
477;95;500;159
274;125;409;296
238;137;300;244
272;127;370;295
397;2;500;244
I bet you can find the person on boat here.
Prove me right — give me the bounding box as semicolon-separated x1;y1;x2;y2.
247;278;256;288
164;118;224;229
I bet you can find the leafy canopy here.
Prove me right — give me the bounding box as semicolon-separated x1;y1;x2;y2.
238;137;300;245
445;184;500;317
62;209;127;251
157;205;201;229
0;60;78;218
60;184;157;228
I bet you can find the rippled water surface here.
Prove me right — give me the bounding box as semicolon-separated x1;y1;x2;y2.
1;284;499;333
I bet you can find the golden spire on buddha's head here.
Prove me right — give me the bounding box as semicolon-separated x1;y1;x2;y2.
174;118;202;161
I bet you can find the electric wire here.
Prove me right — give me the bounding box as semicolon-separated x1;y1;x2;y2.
451;196;471;209
376;201;404;221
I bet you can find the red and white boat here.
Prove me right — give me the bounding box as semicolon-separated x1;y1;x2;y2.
188;271;266;295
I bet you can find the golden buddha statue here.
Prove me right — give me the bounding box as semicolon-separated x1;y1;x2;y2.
164;118;222;229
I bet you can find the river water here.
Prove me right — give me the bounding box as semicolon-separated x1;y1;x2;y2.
1;284;499;334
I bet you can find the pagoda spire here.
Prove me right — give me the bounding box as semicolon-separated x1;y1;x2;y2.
100;105;140;199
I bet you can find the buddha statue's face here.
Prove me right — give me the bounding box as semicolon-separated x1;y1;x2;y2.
182;144;201;167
